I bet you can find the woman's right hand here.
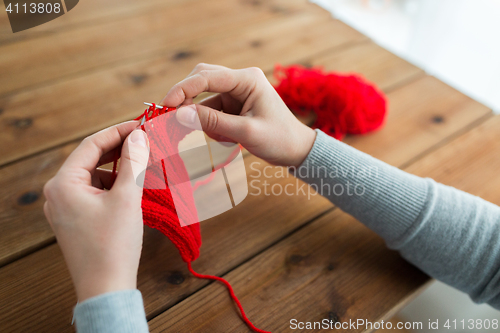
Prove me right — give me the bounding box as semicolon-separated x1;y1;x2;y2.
160;63;316;167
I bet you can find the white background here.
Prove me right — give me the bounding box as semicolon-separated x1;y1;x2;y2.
312;0;500;114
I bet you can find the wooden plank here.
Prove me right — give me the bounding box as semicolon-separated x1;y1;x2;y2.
0;0;318;96
0;0;311;45
148;209;430;333
0;12;364;166
0;79;492;332
343;75;492;167
266;40;423;93
406;115;500;205
0;244;75;333
309;40;424;92
0;155;334;333
149;115;500;333
0;0;198;45
0;143;76;266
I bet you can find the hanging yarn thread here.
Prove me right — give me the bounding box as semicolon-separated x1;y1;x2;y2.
112;104;269;333
273;64;387;140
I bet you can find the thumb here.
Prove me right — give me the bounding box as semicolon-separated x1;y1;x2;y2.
112;129;150;196
176;104;249;143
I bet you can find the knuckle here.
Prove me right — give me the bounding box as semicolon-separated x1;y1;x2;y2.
194;63;208;71
43;178;55;201
43;176;71;202
43;202;51;220
81;136;93;146
80;136;99;153
195;71;210;91
205;109;219;132
173;85;186;100
198;69;210;78
248;67;265;77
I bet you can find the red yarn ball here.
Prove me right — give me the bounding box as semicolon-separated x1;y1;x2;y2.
273;64;387;140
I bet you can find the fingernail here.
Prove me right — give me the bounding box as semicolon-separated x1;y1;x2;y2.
130;129;148;148
177;104;198;125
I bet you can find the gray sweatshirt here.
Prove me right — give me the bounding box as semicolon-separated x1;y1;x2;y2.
73;129;500;332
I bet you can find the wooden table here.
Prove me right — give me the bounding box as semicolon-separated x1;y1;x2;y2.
1;0;499;332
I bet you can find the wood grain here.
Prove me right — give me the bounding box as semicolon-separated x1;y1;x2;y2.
266;40;423;92
149;209;431;333
0;0;199;45
0;244;76;333
0;12;363;167
0;0;312;45
0;143;77;266
0;0;318;96
0;155;333;333
309;40;424;92
406;115;500;205
343;76;492;167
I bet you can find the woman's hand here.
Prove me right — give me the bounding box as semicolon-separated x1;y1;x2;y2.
43;121;149;302
161;63;316;167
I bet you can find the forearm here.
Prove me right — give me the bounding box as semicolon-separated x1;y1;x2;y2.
296;130;500;308
74;290;149;333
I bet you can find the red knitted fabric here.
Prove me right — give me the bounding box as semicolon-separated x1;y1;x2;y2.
274;64;387;139
137;106;202;262
112;105;269;333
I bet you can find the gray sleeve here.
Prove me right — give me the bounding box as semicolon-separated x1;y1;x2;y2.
73;290;149;333
295;129;500;309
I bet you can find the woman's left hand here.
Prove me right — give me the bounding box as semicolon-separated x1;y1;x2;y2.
43;121;149;302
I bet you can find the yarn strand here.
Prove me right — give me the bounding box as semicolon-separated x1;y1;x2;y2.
187;262;270;333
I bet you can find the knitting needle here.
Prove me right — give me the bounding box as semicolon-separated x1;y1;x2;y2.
140;102;166;125
144;102;165;109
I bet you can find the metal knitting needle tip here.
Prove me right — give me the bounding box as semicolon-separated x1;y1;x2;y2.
144;102;165;109
141;102;163;125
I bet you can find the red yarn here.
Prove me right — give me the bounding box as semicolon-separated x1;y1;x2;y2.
111;104;268;332
134;104;202;262
273;64;387;140
187;262;270;333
